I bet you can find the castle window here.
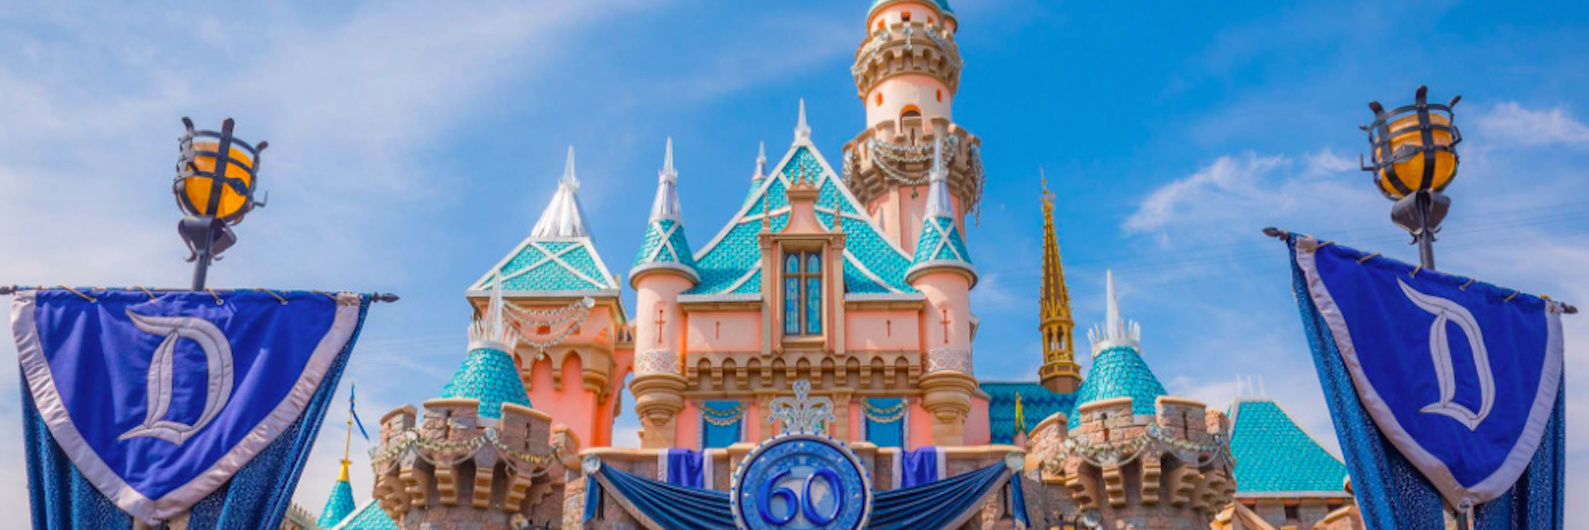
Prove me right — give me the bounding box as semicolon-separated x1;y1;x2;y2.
876;92;884;107
936;89;943;102
901;11;911;23
863;397;906;448
783;251;823;336
900;105;922;119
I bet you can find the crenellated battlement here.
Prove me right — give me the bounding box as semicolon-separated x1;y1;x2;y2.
842;120;983;219
1025;396;1236;529
368;399;574;530
851;20;963;98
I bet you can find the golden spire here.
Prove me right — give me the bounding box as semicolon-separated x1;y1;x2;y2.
1038;172;1082;393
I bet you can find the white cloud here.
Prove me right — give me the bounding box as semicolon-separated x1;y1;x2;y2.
1473;103;1589;147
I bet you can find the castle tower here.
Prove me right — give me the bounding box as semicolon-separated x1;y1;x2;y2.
844;0;984;253
369;279;572;529
1038;176;1082;393
1023;271;1235;529
628;138;698;448
906;142;978;446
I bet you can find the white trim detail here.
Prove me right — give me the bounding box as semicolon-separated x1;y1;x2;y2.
12;291;364;525
1294;237;1563;508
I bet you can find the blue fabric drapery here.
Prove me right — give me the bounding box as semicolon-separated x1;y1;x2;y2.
901;446;941;488
701;400;743;449
863;397;905;448
1287;237;1563;529
665;449;704;488
870;462;1011;530
588;462;734;529
1009;473;1031;529
21;297;372;530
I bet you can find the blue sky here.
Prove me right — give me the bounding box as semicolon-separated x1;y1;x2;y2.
1;0;1586;524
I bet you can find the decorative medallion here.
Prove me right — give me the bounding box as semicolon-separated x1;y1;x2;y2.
730;433;872;530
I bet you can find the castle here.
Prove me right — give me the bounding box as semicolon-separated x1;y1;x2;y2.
299;2;1362;529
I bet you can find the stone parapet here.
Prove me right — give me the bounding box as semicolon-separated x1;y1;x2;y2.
369;399;568;529
851;20;963;97
843;118;982;215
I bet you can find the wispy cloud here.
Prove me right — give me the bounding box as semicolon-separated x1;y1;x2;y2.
1473;103;1589;147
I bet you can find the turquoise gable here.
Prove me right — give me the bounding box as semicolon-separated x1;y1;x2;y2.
1067;345;1168;429
686;145;915;296
316;478;356;528
1230;399;1349;495
473;237;619;294
910;216;971;265
634;218;698;271
330;500;398;530
439;346;532;419
981;382;1075;445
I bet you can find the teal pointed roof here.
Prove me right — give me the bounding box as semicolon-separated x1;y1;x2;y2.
686;107;916;297
981;382;1075;444
905;144;974;284
1230;398;1350;496
469;147;620;296
1067;345;1167;429
315;473;356;528
439;346;531;419
870;0;954;16
329;500;399;530
634;139;699;283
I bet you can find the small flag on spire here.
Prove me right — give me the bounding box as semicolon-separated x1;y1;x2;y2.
350;383;369;442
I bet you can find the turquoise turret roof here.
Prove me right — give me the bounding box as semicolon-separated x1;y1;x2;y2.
686;104;916;296
905;142;974;284
1066;345;1168;429
329;500;398;530
633;139;699;283
1230;398;1350;496
870;0;954;16
981;382;1075;444
439;345;532;419
315;472;356;528
469;147;620;296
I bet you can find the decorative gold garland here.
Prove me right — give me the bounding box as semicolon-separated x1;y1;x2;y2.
861;399;907;423
700;402;748;426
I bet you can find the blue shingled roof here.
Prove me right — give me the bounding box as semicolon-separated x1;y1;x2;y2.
981;382;1075;444
316;477;356;528
1067;345;1167;429
471;237;619;294
330;500;398;530
1230;399;1349;495
439;346;532;419
687;145;915;296
633;218;698;279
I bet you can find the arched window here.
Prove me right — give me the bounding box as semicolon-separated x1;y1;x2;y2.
936;89;943;102
901;11;911;23
876;92;884;107
783;250;823;336
900;105;922;119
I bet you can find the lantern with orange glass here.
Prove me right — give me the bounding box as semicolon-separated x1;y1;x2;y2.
174;117;268;290
1360;86;1462;270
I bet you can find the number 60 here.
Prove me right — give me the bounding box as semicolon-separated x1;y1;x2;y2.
757;469;845;525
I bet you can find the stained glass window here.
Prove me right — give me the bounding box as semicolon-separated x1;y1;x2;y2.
782;250;824;336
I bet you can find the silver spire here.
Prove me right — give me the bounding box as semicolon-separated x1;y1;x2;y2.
649;138;681;222
469;273;516;349
922;139;954;219
794;99;811;142
752;141;767;181
530;146;590;238
1087;269;1141;355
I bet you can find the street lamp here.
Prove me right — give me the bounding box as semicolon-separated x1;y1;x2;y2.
175;117;267;290
1360;85;1462;270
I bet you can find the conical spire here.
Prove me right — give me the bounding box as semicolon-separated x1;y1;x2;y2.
907;140;975;283
1038;172;1080;393
650;138;681;222
446;274;532;419
794;99;811;142
469;274;515;350
633;138;698;284
316;461;356;528
1088;269;1141;354
752;141;768;181
530;146;589;238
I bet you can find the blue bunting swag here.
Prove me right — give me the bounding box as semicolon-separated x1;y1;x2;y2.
13;289;372;527
1287;235;1564;528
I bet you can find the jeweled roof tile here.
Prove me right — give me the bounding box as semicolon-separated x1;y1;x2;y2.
687;145;915;295
1230;399;1349;494
438;346;532;419
1067;345;1168;429
634;219;698;271
981;382;1076;445
330;500;398;530
316;478;356;529
472;237;619;294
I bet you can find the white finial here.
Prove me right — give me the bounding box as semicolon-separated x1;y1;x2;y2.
794;99;811;142
1087;269;1141;355
922;139;953;219
649;138;681;222
753;141;767;181
530;145;591;238
470;273;516;350
561;145;579;190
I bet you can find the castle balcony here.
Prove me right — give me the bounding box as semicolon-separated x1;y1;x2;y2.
842;118;983;217
851;20;963;98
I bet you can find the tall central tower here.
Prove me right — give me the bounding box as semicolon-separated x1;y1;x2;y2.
844;0;984;253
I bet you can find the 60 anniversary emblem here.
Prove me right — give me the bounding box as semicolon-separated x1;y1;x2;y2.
730;433;872;530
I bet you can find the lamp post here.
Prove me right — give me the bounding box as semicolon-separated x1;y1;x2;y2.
1360;85;1462;271
174;117;267;290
